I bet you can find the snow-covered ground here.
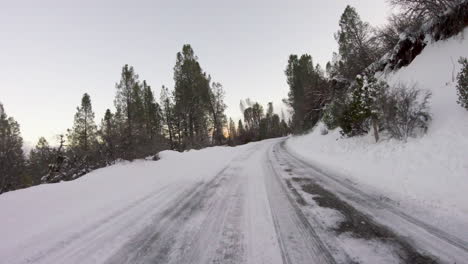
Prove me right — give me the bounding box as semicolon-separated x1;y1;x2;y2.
1;137;467;263
287;28;468;240
1;27;467;264
0;144;251;263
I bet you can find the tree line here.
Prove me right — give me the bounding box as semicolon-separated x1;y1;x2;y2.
284;0;467;141
0;44;290;194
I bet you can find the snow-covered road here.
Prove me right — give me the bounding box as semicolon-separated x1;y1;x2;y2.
1;138;467;264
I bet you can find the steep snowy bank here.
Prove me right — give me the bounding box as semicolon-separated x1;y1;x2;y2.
287;28;468;239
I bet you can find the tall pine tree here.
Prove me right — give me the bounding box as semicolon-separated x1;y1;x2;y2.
68;93;97;154
0;103;26;193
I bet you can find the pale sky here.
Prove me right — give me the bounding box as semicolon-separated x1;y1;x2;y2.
0;0;391;146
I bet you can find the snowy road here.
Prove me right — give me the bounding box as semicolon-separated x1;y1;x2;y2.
1;138;468;264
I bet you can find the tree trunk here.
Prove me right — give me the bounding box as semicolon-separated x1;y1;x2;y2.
372;118;379;143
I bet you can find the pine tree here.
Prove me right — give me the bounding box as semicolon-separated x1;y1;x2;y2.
0;103;26;193
237;119;246;144
285;54;323;133
99;109;117;163
270;114;281;138
114;64;141;159
335;6;381;80
208;82;227;145
28;137;53;184
339;75;385;139
68;93;97;154
228;118;237;145
161;85;177;149
456;57;468;110
173;45;212;149
142;81;162;141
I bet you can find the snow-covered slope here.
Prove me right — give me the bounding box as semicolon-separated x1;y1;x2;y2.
287;27;468;238
0;144;250;263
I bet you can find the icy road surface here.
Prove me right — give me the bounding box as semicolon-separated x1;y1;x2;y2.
1;138;467;264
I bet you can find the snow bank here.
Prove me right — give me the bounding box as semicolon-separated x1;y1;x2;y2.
0;144;246;258
287;28;468;238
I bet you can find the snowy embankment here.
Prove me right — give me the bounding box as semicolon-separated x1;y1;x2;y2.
287;28;468;238
0;144;247;262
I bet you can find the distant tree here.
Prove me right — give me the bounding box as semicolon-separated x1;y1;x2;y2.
160;85;177;149
173;45;212;149
99;109;118;163
28;137;53;184
456;57;468;110
208;82;227;145
285;55;330;133
114;64;141;159
280;118;289;136
68;93;98;154
42;134;68;183
228;118;237;145
139;80;164;156
285;55;308;132
237;119;246;143
0;103;26;193
270;114;282;138
142;81;162;140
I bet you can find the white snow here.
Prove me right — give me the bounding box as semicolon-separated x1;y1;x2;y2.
338;236;399;264
287;27;468;239
0;144;249;263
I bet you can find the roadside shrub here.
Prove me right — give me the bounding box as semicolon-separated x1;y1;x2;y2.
379;84;431;141
320;126;329;135
322;99;344;130
456;57;468;110
338;76;387;137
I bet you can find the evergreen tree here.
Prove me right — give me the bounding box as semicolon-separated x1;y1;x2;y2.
285;55;328;133
237;119;246;143
334;6;381;80
339;75;385;139
0;103;26;193
456;57;468;110
68;93;97;154
228;118;237;145
42;134;68;183
99;109;117;163
142;81;162;140
208;82;227;145
270;114;282;138
114;64;141;159
161;85;177;149
173;45;211;149
28;137;53;185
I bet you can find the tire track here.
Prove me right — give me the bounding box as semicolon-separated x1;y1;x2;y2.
278;140;468;263
13;182;179;264
264;144;337;264
105;145;259;264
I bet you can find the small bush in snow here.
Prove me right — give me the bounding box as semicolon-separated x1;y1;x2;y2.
379;84;431;141
322;100;343;130
320;127;329;135
456;57;468;110
152;153;161;161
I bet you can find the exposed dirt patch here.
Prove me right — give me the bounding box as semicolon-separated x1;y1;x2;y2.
291;177;437;264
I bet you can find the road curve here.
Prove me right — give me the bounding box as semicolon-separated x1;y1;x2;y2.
4;138;467;264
